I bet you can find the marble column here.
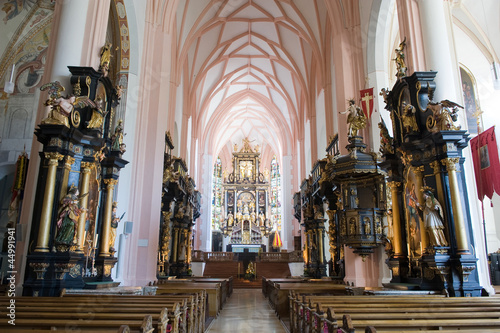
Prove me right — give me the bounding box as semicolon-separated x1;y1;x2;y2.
413;166;429;252
388;181;404;257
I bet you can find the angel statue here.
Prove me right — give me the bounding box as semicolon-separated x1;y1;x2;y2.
339;99;366;137
55;185;87;247
417;190;448;247
425;87;463;133
40;81;96;128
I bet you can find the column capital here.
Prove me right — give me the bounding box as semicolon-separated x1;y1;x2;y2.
430;160;441;174
387;181;402;189
413;165;425;175
44;152;64;164
441;157;459;172
103;178;119;188
81;161;94;172
63;156;75;170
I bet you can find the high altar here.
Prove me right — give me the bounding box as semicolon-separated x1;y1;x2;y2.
220;139;272;251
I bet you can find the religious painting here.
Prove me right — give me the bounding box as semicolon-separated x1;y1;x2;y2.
404;167;421;258
460;67;478;135
258;190;266;206
480;145;490;169
239;160;253;179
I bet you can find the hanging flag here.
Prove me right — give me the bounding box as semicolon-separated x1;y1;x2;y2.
470;126;500;200
360;87;375;119
272;231;282;248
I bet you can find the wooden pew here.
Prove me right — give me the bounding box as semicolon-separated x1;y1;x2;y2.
155;280;222;318
0;295;183;333
289;293;500;333
266;281;349;319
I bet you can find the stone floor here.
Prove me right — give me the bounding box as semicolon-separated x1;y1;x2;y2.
206;288;288;333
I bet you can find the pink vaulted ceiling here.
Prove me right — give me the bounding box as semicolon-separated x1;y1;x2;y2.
175;0;328;159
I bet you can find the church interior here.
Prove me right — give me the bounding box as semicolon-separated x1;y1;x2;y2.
1;0;500;331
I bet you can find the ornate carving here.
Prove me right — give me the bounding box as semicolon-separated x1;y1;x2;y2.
29;262;49;280
441;157;459;172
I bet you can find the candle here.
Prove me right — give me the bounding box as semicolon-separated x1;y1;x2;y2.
9;64;15;82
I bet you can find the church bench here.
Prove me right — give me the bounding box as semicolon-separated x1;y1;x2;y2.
0;314;156;333
0;296;184;333
289;293;500;333
155;281;222;318
266;281;349;319
58;293;206;333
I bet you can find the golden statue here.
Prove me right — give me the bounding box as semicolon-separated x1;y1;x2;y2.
393;37;407;78
340;99;367;137
100;42;113;76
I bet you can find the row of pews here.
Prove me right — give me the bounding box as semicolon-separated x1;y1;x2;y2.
0;292;204;333
263;277;500;332
0;276;233;333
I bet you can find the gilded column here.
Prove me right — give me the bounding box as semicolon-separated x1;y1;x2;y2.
303;231;310;264
35;152;63;252
413;166;429;252
59;156;75;202
100;178;118;256
187;230;193;264
388;181;403;256
77;162;92;252
430;161;446;211
441;158;469;253
317;227;324;264
172;228;179;262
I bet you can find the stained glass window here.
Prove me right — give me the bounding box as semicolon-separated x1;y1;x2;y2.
211;157;223;230
270;156;282;230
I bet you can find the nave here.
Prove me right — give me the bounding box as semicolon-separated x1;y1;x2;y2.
206;289;287;333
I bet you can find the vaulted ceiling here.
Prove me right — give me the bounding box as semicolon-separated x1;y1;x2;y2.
174;0;330;162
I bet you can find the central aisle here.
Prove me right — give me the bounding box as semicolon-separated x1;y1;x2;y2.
207;288;288;333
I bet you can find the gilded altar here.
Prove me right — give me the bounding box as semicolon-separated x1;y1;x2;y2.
221;139;271;246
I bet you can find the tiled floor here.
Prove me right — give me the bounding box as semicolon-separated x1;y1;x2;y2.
207;289;288;333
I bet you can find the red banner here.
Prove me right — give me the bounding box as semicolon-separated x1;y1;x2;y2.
360;88;374;119
470;126;500;200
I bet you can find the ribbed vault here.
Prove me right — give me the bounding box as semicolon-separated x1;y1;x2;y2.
174;0;330;161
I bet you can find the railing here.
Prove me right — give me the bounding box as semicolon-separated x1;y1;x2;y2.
191;250;303;263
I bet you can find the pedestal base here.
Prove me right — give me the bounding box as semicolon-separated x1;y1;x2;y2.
23;252;85;296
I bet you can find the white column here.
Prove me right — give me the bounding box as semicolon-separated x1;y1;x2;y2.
199;154;213;252
417;0;461;103
281;155;293;251
48;0;91;89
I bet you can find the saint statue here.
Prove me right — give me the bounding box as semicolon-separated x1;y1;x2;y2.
111;119;125;151
55;186;84;247
109;202;121;253
418;190;448;247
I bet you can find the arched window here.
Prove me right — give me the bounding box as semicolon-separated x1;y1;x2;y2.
270;156;281;231
211;157;223;230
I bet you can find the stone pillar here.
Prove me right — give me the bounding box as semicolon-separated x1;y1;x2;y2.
441;157;469;253
35;153;63;252
77;162;92;252
417;0;460;102
100;179;118;257
388;181;404;256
